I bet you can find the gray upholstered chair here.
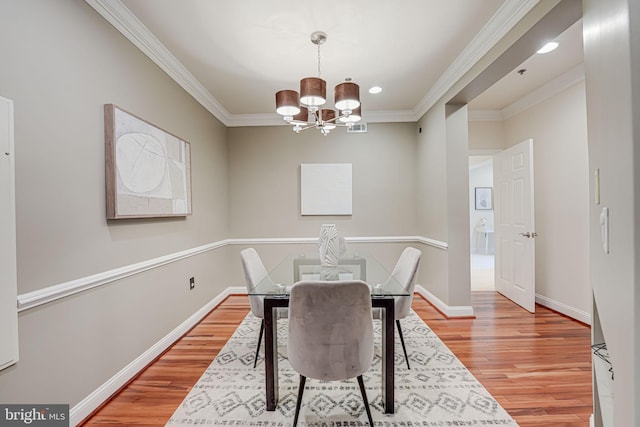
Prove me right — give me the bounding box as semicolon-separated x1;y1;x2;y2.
240;248;285;368
374;246;422;369
288;280;375;427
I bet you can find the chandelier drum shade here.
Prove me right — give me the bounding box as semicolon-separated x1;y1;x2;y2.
275;31;362;135
334;82;360;112
275;90;300;116
300;77;327;107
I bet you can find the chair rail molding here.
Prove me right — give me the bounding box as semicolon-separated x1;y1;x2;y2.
17;235;447;312
229;235;448;249
17;240;229;312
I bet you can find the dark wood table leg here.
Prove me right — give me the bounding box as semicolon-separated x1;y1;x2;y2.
265;296;391;412
264;297;288;411
374;297;395;414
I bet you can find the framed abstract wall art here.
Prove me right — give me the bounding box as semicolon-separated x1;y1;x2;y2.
475;187;493;210
104;104;192;219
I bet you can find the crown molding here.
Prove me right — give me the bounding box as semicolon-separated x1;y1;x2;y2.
85;0;233;126
224;110;419;127
226;113;286;127
363;109;418;123
468;109;503;121
468;63;585;122
415;0;540;119
88;0;540;127
86;0;417;127
501;63;585;119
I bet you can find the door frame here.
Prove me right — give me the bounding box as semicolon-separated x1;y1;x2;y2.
0;96;18;370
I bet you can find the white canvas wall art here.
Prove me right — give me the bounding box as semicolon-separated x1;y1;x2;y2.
301;163;352;215
104;104;192;219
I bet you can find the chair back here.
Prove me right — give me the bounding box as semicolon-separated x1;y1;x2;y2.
392;247;422;319
288;280;374;381
240;248;271;318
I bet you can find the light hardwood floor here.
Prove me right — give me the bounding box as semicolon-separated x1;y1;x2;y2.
81;292;592;426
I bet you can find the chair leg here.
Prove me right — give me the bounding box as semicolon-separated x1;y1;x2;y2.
356;375;374;426
293;375;306;427
254;319;264;369
396;319;410;370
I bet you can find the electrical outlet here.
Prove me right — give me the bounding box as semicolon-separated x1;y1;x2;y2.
189;277;195;290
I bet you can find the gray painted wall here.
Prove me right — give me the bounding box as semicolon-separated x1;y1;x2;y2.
469;121;505;151
445;106;471;307
411;1;564;309
503;81;590;319
583;0;639;424
0;0;230;406
226;123;422;283
228;123;418;238
415;104;451;303
0;0;616;421
465;81;590;321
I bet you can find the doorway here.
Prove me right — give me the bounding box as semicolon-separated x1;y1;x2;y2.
468;155;494;291
0;96;18;370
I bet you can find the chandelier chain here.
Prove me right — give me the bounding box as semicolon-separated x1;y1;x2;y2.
317;43;322;78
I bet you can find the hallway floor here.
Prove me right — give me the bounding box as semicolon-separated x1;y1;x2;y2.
471;252;494;291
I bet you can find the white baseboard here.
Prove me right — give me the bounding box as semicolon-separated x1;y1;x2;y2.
535;293;591;325
73;286;589;425
70;285;591;424
70;283;475;424
415;285;475;318
415;287;589;323
63;287;591;424
69;286;245;426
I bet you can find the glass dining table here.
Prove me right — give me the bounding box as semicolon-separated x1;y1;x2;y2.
249;252;409;414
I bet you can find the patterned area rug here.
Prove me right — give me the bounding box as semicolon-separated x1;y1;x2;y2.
167;311;519;426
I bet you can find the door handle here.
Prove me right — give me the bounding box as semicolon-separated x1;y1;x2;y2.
519;232;538;238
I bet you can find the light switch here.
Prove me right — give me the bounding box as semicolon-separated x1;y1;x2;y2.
594;168;600;205
600;207;609;254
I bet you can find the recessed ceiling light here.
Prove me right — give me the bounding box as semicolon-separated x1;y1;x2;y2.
369;86;382;94
537;41;559;54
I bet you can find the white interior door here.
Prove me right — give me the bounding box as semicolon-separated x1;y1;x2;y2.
0;96;18;370
494;139;536;312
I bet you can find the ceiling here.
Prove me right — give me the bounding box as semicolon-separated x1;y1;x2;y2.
90;0;583;126
469;19;583;112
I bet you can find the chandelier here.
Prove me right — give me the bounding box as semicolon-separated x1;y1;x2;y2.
275;31;362;135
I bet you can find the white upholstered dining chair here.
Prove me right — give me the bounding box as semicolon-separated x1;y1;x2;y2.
374;246;422;369
240;247;286;368
288;280;375;427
